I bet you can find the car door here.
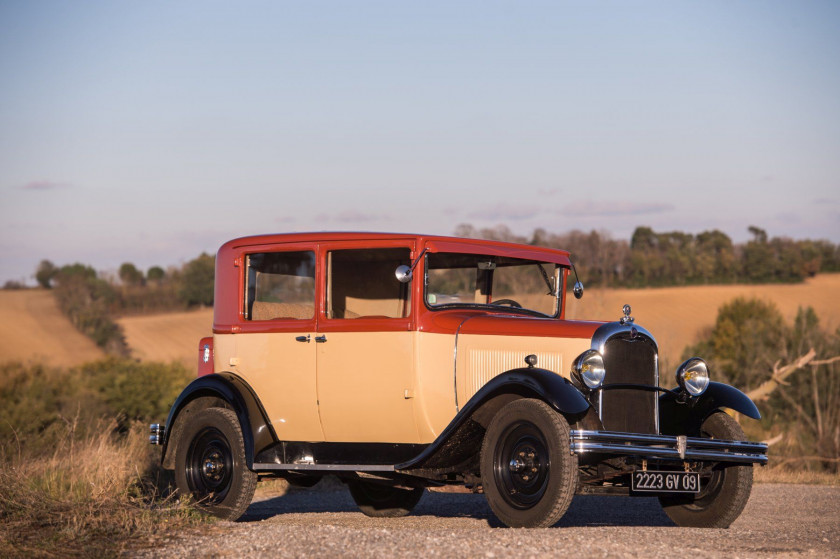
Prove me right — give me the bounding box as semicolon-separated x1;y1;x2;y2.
315;241;420;443
233;245;325;442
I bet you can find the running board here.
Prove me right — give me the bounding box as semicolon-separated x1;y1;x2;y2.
252;463;396;472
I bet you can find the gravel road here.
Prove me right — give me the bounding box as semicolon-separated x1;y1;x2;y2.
131;483;839;558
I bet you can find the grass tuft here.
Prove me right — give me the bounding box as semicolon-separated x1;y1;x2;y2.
0;419;207;558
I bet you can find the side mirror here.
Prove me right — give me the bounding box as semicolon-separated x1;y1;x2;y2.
573;281;584;299
395;248;428;283
395;265;413;283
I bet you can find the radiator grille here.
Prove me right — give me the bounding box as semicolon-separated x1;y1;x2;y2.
600;336;658;434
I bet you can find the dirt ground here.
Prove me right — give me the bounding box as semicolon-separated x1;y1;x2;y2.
130;483;840;558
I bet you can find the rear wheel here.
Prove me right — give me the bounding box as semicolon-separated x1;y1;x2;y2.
658;412;754;528
347;480;424;517
480;398;577;528
174;407;257;520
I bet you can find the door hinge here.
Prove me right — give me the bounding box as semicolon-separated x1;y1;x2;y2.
404;389;415;399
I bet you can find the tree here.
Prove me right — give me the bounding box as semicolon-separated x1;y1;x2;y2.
683;297;786;391
35;260;57;289
118;262;144;286
687;298;840;472
147;266;166;282
177;253;215;307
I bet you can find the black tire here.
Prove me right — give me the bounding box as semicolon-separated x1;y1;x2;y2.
174;407;257;521
480;398;578;528
347;480;424;518
658;412;754;528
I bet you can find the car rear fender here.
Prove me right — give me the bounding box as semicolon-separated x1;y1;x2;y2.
160;372;275;469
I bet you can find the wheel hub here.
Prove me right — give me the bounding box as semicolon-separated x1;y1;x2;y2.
202;450;225;480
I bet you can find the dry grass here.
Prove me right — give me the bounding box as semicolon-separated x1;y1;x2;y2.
566;273;840;371
0;419;203;558
755;467;840;486
117;308;213;366
0;290;104;366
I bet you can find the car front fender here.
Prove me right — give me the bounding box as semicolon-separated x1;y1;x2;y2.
659;381;761;436
398;368;589;471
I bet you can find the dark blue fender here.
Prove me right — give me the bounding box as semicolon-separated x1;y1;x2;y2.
160;372;276;469
659;381;761;436
398;367;589;470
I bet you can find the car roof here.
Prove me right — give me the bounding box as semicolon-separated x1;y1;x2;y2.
221;232;572;265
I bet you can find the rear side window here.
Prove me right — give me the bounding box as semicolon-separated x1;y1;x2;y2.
326;248;411;319
245;251;316;320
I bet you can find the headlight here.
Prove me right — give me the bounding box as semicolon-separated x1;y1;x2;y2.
572;349;606;389
676;357;710;396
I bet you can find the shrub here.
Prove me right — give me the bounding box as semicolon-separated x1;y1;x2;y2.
177;253;215;307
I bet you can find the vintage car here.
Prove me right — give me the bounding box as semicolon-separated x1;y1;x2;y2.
151;232;767;528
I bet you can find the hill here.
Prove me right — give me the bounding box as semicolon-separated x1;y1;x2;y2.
4;275;839;372
117;309;213;366
0;289;105;366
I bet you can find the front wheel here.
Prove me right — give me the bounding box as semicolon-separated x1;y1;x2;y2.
174;407;257;520
480;398;578;528
658;412;754;528
347;480;424;517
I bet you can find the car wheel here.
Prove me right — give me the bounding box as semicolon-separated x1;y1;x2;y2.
174;407;257;520
347;480;424;517
480;398;578;528
658;412;754;528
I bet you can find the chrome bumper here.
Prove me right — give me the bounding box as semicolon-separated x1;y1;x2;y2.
149;423;165;445
570;430;768;465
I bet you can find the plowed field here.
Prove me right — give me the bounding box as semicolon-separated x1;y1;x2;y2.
566;273;840;369
4;275;839;369
0;290;105;366
117;309;213;365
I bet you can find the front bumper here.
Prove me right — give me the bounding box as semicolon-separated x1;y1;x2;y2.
570;430;768;465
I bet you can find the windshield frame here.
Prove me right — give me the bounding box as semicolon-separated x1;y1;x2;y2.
422;252;565;318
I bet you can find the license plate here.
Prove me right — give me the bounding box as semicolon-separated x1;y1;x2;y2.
631;470;700;494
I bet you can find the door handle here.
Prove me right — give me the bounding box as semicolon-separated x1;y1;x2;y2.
295;335;310;343
314;335;327;343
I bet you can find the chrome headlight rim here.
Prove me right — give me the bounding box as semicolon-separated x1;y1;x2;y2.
676;357;710;397
572;349;606;390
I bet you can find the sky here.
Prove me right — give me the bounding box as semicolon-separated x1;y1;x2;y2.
1;1;839;284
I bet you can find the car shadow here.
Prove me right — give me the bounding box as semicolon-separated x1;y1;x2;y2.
241;488;674;528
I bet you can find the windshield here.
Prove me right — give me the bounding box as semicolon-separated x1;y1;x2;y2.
424;252;562;317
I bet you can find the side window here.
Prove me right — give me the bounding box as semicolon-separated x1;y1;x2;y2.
245;251;316;321
327;248;411;319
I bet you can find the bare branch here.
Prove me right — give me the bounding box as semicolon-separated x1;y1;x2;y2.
747;348;817;402
811;355;840;367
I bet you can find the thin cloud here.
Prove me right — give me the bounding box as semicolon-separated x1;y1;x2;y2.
275;216;297;224
21;180;71;191
813;198;839;205
561;200;675;217
315;210;384;223
467;204;541;221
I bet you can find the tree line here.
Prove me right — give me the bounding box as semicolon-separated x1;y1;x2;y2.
31;254;216;354
455;224;840;287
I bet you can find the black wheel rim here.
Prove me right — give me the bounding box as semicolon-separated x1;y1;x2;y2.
493;421;550;509
682;427;726;510
185;427;234;504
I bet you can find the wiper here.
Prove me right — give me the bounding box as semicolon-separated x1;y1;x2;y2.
537;264;554;295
